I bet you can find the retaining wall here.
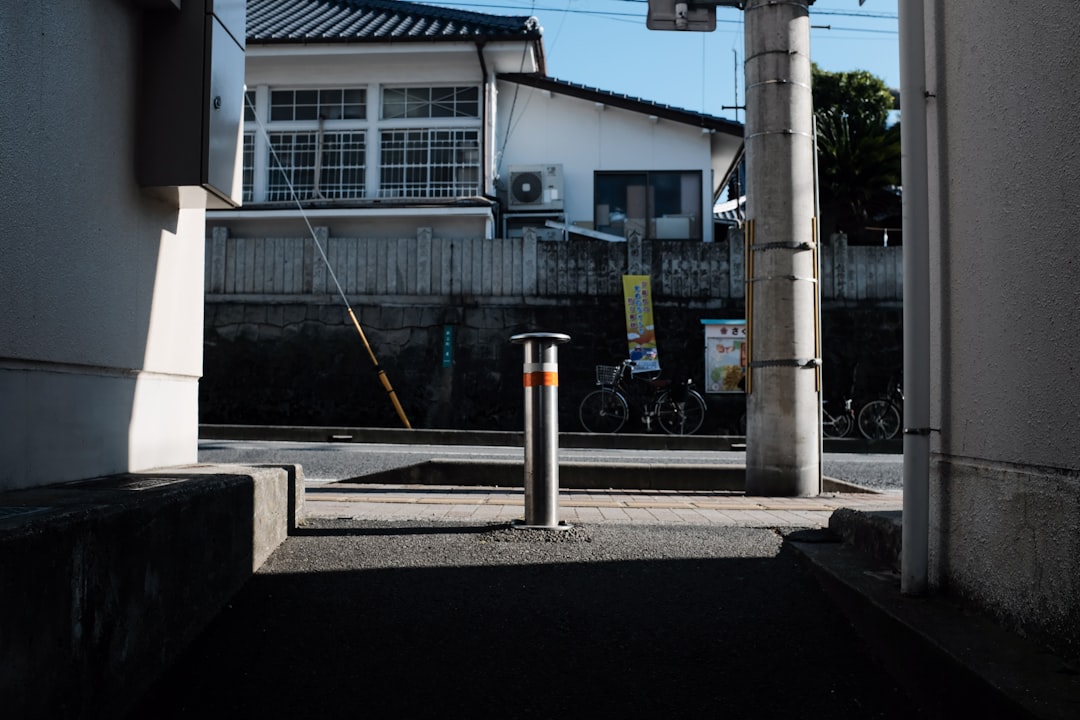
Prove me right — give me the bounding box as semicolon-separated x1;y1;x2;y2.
0;465;302;719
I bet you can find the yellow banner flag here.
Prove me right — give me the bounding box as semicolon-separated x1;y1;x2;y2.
622;274;659;372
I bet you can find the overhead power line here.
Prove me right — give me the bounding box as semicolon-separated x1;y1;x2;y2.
421;1;896;34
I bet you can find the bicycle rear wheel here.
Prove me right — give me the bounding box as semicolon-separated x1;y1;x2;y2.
656;389;706;435
857;400;901;440
579;389;629;433
824;412;853;438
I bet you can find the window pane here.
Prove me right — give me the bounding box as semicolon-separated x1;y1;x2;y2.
594;173;646;238
651;171;702;239
594;171;701;240
342;89;366;119
382;88;407;119
455;87;479;117
270;90;294;121
650;173;683;216
382;86;480;119
294;100;318;121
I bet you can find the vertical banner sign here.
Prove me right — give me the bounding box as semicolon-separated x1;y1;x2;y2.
441;325;454;368
622;275;660;372
701;319;747;394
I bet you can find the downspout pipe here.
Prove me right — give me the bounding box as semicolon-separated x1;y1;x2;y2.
475;42;492;197
899;0;930;596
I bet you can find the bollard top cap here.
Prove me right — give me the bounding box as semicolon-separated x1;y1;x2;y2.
510;332;571;344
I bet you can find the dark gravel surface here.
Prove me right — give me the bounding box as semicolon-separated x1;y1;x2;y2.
129;520;920;718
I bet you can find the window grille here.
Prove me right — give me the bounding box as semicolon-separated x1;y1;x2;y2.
242;132;255;202
244;86;483;202
266;131;366;201
267;132;318;201
379;129;480;198
318;132;366;199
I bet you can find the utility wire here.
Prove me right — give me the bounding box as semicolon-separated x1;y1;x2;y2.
423;1;897;34
243;94;413;429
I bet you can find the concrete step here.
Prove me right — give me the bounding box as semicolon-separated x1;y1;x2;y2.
788;513;1080;719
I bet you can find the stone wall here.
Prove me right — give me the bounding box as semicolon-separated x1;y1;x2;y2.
201;297;902;435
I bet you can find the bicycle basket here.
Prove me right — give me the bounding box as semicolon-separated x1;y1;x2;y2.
595;365;621;385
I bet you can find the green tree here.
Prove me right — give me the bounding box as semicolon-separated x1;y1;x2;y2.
813;64;901;244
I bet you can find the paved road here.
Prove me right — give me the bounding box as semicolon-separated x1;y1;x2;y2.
198;440;904;492
129;520;922;718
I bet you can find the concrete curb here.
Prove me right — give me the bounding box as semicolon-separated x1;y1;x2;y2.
829;506;903;569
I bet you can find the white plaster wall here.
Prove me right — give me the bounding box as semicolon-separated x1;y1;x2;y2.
927;0;1080;656
494;83;716;240
930;1;1080;469
0;1;205;489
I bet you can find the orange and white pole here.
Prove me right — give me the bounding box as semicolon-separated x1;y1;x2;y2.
510;332;571;529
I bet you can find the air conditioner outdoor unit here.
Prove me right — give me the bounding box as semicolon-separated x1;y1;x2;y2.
507;164;564;211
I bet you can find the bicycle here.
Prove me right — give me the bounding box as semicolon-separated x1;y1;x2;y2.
578;359;707;435
739;396;853;438
822;363;858;438
823;397;855;438
857;376;904;440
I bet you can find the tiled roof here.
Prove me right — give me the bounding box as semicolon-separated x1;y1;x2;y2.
247;0;542;43
498;73;744;135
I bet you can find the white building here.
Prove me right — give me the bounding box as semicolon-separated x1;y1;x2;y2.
208;0;744;243
913;0;1080;661
0;1;244;491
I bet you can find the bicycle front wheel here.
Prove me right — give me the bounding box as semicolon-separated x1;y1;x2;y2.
656;389;706;435
857;400;901;440
579;389;629;433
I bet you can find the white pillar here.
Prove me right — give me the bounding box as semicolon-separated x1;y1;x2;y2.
743;0;821;496
899;0;931;596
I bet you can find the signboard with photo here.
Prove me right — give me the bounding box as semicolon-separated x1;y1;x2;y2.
702;319;746;393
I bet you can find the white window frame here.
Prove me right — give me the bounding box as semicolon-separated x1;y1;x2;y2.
242;83;484;203
244;86;369;203
376;84;482;200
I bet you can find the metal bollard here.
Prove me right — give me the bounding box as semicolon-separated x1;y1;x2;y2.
510;332;571;529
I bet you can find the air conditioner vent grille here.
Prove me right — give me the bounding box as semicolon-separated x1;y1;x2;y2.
507;164;564;211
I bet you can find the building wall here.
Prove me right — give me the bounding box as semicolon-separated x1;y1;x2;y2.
495;83;717;241
0;1;206;490
927;0;1080;661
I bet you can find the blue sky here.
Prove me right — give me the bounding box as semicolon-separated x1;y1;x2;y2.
425;0;899;122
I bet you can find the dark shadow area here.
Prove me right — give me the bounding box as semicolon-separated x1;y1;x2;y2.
1;473;258;719
128;522;920;718
291;523;510;537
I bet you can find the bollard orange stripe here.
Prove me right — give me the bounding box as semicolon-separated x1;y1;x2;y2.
523;371;558;387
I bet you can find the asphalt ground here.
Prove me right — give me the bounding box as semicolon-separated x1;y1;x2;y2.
125;436;1079;718
128;520;922;719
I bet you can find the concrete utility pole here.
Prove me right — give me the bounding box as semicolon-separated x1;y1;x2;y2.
743;0;821;496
